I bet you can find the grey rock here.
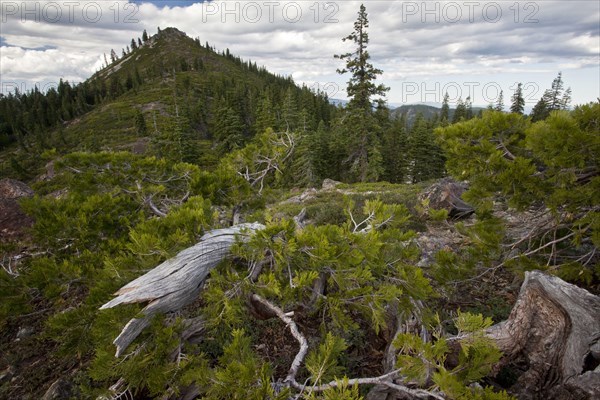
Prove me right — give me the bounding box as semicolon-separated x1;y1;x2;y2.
419;178;474;219
322;178;341;191
0;178;33;199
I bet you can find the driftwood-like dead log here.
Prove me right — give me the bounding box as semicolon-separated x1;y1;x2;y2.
100;223;265;357
486;270;600;399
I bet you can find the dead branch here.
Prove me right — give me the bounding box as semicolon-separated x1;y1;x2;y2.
451;206;597;285
250;293;444;399
492;139;517;161
144;195;168;218
1;255;20;277
143;171;191;185
236;131;297;194
349;207;376;233
250;293;307;384
293;207;308;230
98;378;133;400
301;372;443;399
65;166;83;174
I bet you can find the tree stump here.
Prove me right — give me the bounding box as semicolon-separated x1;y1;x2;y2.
487;271;600;399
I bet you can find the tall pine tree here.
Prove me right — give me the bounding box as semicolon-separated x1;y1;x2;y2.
135;109;147;136
495;90;504;112
334;4;389;182
453;97;466;123
465;96;473;119
214;105;245;154
510;83;525;114
440;92;450;125
381;116;408;183
531;72;572;121
408;114;445;183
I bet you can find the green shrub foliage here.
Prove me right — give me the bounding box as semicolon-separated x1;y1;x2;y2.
437;104;600;282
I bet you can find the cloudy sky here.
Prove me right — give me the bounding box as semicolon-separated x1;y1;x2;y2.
1;0;599;108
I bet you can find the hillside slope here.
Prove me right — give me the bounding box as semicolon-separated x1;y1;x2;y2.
0;27;333;179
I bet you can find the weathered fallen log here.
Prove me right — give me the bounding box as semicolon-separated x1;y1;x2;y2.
486;270;600;399
100;223;265;357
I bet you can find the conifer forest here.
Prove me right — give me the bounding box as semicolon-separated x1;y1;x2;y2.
0;3;599;400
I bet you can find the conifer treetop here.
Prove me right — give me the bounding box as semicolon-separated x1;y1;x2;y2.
335;4;389;112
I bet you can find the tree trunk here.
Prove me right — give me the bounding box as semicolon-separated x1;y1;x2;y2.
371;271;600;400
486;270;600;399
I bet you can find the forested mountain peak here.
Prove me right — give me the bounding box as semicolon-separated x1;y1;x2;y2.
0;27;333;179
95;26;233;83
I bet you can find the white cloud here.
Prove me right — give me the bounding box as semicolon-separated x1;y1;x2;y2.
1;0;598;105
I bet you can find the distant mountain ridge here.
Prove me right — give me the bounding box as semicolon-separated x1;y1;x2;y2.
328;99;486;126
391;103;486;126
392;104;444;123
